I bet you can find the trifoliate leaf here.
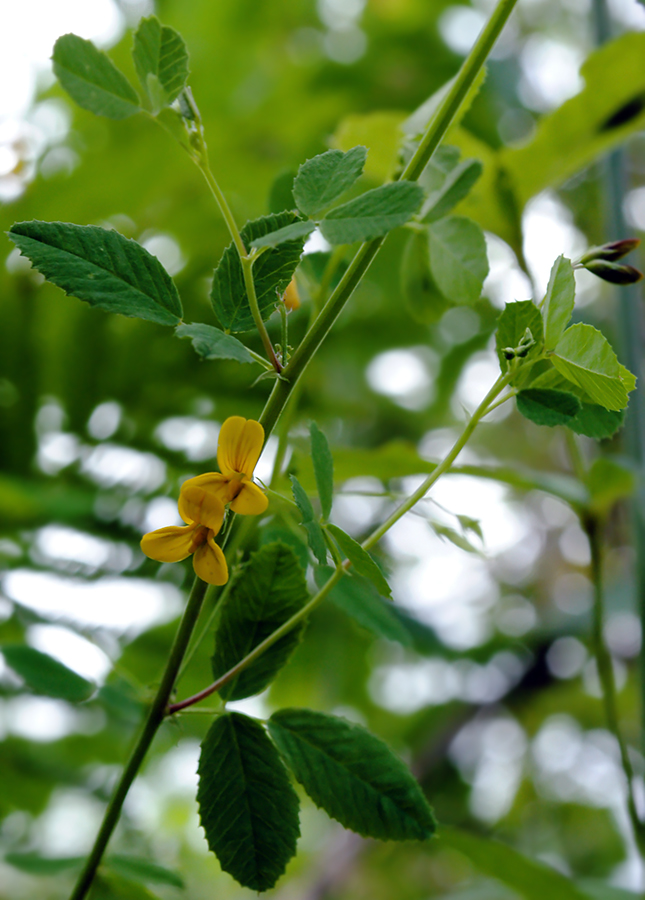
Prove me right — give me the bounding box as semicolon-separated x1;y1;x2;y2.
543;255;575;350
9;221;183;325
319;182;423;245
310;422;334;521
427;216;488;305
53;34;140;119
268;708;436;841
326;523;391;598
551;323;629;411
211;543;310;701
132;16;189;110
516;389;582;427
175;323;256;363
197;713;300;892
293;146;368;217
1;645;94;703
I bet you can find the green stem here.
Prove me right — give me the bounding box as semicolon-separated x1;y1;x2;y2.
68;576;209;900
241;254;282;372
583;514;645;853
171;371;511;713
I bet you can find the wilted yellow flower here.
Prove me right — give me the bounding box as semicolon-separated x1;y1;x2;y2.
283;278;300;311
140;483;228;585
182;416;268;516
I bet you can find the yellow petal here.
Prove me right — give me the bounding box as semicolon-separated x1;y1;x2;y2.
217;416;264;478
230;480;269;515
140;525;195;563
179;484;225;534
180;473;232;510
193;535;229;585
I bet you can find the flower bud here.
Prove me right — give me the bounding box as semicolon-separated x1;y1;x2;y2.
283;278;300;312
582;259;643;285
579;238;640;264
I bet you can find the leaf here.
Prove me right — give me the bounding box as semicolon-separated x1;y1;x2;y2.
132;16;189;110
310;422;334;521
586;457;635;514
259;526;309;572
427;216;488;305
495;300;544;383
420;159;483;223
92;871;163;900
105;856;184;889
8;221;183;326
268;170;297;214
197;713;300;892
543;255;575;350
326;523;391;599
1;645;94;702
249;220;315;249
268;708;436;841
290;475;327;565
52;34;140;120
400;231;452;324
551;323;629;411
440;826;593;900
5;853;83;875
332;111;407;182
210;212;305;333
516;389;582;427
211;542;310;701
431;522;480;554
175;323;255;363
315;566;412;645
456;515;483;541
293;146;368;217
319;182;423;245
566;403;625;440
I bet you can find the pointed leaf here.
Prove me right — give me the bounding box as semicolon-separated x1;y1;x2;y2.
5;854;83;876
427;216;488;305
496;300;544;375
319;182;423;245
293;146;368;216
250;220;315;249
431;522;480;553
197;713;300;892
211;212;305;332
326;523;391;598
91;873;162;900
420;158;483;223
516;389;582;427
9;221;182;325
543;255;575;350
316;566;412;645
268;708;436;841
566;403;625;440
211;543;310;701
310;422;334;520
132;16;189;109
52;34;140;119
105;856;184;889
290;475;327;564
175;323;255;363
1;645;94;702
552;323;629;411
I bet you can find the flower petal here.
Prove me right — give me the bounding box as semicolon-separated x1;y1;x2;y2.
217;416;264;478
179;484;225;534
179;473;232;511
230;480;269;515
193;535;229;585
141;525;195;563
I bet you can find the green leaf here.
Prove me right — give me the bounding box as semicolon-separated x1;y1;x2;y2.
427;216;488;305
566;403;625;440
326;523;391;598
290;475;328;564
431;522;480;554
211;542;310;701
319;182;423;245
5;853;83;875
268;170;297;214
268;708;436;841
211;212;305;332
175;323;255;363
105;856;184;889
132;17;189;111
420;158;483;223
310;422;334;521
543;255;575;350
331;111;407;182
516;389;582;427
551;323;629;411
92;871;163;900
293;146;368;217
495;301;544;373
259;526;309;572
586;457;635;514
316;566;412;645
8;221;183;326
440;826;593;900
52;34;140;119
1;645;94;702
400;231;452;324
197;713;300;892
249;220;315;249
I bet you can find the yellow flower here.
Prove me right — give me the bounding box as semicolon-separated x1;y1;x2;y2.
140;483;228;585
181;416;268;516
283;278;300;311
